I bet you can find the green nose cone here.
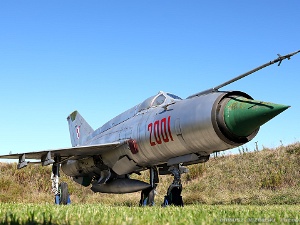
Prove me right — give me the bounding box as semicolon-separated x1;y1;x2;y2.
224;97;290;137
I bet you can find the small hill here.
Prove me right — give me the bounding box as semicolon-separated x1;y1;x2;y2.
183;142;300;205
0;142;299;205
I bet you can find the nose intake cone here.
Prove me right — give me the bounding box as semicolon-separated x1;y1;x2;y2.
224;97;290;137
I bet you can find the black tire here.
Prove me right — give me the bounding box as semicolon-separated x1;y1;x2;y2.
139;187;155;206
147;188;155;206
59;182;69;205
170;187;183;206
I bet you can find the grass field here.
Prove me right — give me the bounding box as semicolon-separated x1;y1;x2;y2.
1;203;300;225
1;143;300;224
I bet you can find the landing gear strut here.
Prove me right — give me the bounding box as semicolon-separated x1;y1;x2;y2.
139;167;158;206
162;164;187;207
52;156;71;205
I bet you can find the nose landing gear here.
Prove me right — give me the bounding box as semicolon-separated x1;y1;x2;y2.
162;165;187;206
139;164;188;207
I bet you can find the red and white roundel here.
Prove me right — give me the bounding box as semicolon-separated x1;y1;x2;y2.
76;126;80;139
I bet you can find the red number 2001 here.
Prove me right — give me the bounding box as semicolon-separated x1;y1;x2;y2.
148;116;174;146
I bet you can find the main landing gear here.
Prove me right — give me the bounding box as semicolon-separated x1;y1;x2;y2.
52;157;71;205
139;167;159;206
139;164;187;206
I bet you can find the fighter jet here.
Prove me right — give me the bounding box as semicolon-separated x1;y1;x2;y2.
0;50;299;206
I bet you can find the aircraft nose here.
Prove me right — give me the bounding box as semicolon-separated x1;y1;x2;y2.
221;96;290;137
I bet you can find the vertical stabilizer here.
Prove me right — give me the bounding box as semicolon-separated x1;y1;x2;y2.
67;111;94;147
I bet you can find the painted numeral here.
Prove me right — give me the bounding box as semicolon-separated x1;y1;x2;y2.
148;123;156;146
148;116;173;146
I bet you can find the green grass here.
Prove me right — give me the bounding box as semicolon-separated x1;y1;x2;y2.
1;203;299;225
0;143;300;224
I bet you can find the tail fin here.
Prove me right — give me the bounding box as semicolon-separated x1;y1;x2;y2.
67;111;94;147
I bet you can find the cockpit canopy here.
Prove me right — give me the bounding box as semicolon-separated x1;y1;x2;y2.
94;91;182;135
138;91;182;112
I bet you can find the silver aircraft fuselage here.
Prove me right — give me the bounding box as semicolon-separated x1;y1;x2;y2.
61;90;256;179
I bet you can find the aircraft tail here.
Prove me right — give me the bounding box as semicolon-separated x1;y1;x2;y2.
67;111;94;147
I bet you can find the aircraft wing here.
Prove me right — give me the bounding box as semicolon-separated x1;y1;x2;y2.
0;141;124;162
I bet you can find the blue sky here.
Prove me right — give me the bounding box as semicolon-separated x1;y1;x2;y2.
0;1;299;160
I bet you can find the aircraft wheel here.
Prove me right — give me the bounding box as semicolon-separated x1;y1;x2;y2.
59;182;69;205
162;186;183;207
147;188;155;206
140;187;155;206
170;187;183;206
